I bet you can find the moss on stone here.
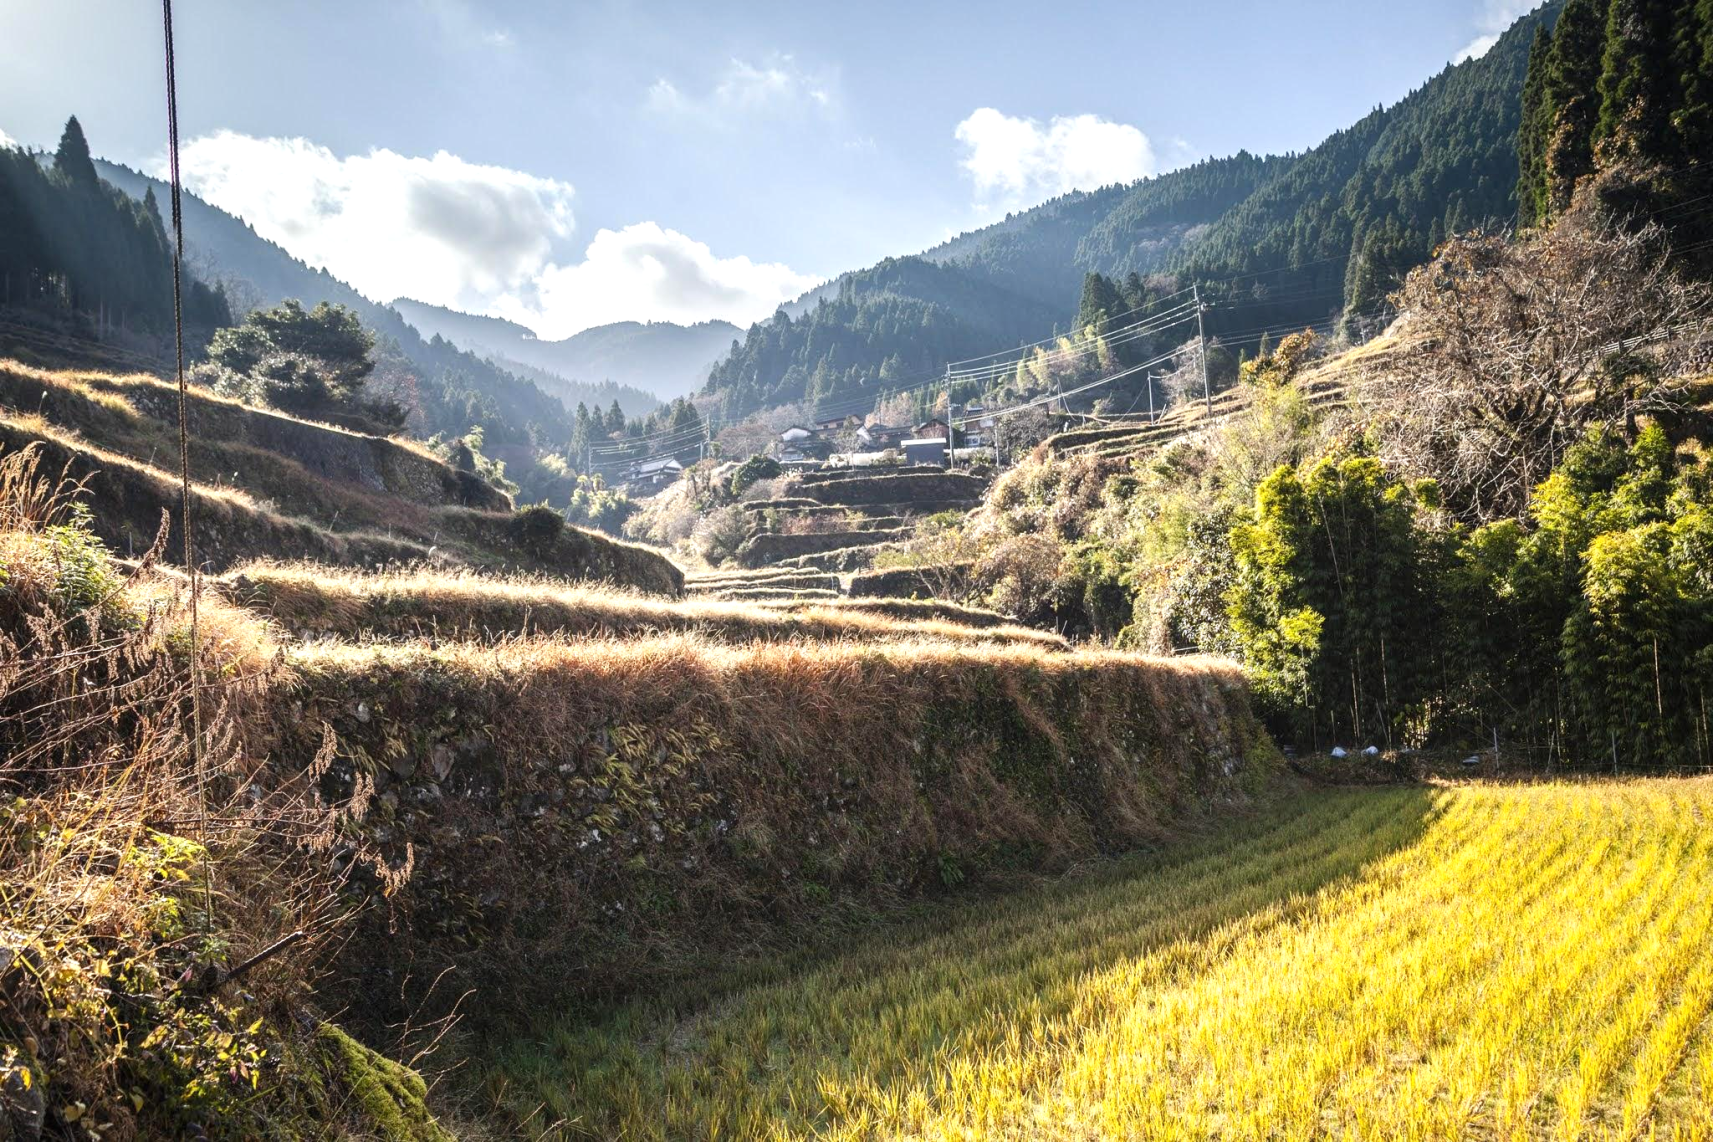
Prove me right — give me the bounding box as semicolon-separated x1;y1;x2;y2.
314;1025;450;1142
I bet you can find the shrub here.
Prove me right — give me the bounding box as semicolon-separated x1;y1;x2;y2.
508;503;565;558
729;454;782;497
203;300;406;432
693;504;752;566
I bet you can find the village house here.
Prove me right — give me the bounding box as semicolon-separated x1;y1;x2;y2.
775;425;831;466
856;423;910;451
958;403;996;449
914;418;951;442
626;455;683;489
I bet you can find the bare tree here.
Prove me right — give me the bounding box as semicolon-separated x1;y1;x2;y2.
1370;202;1711;521
991;406;1054;464
1158;339;1205;409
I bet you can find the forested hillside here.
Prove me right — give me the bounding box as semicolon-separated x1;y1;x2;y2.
702;256;1063;418
392;297;735;402
0;118;228;334
702;3;1557;420
1517;0;1713;262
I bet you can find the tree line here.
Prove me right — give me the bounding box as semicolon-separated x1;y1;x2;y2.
0;117;229;334
1518;0;1713;228
698;4;1555;424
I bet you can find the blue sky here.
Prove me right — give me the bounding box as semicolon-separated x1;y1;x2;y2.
0;0;1540;337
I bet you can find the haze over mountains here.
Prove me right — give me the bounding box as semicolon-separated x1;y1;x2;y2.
90;159;664;425
390;298;737;402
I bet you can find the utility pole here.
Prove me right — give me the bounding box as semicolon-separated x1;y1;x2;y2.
944;364;955;469
1146;370;1156;422
1194;282;1211;419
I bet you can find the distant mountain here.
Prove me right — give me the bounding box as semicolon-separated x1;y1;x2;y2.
390;298;735;402
703;255;1064;419
705;2;1558;419
91;160;664;436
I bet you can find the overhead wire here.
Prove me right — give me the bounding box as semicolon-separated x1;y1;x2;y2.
160;0;212;918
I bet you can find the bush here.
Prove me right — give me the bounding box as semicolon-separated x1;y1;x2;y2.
729;454;782;497
203;300;406;432
693;504;752;566
508;503;565;558
564;475;636;535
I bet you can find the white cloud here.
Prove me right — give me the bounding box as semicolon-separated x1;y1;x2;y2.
1454;0;1536;63
496;222;819;339
0;126;16;150
165;131;813;339
954;108;1158;210
170;131;575;314
646;55;835;125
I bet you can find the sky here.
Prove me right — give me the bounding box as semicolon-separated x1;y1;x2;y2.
0;0;1542;340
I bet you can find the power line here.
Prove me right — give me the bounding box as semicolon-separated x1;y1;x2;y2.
947;299;1199;375
588;423;710;454
954;346;1188;428
160;0;211;919
944;286;1196;368
946;305;1200;387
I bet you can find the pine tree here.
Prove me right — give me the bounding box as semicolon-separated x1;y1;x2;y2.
1595;0;1679;162
1518;25;1555;227
141;185;165;237
1671;0;1713;156
1544;0;1610;212
53;116;99;187
1076;273;1123;336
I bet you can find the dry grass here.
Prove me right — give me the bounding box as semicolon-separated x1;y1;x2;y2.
685;567;840;593
219;561;1069;650
0;443;435;1139
279;631;1273;1031
758;596;1018;629
0;356;445;461
0;411;432;568
492;778;1713;1140
0;388;682;590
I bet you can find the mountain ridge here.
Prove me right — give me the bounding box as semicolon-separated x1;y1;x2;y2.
389;297;737;402
701;1;1557;419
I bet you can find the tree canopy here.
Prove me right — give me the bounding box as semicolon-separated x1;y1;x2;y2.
0;116;229;334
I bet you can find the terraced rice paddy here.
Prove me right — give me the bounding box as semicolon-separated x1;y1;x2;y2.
498;781;1713;1139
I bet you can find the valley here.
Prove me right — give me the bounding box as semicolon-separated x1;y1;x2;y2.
2;0;1713;1138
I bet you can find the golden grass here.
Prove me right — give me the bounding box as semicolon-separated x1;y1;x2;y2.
758;596;1016;629
280;634;1269;1026
0;355;444;459
223;560;1069;649
492;779;1713;1140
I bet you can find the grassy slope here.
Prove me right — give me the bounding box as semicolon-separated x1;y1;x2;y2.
0;358;683;590
495;779;1713;1140
222;561;1067;649
281;636;1274;1030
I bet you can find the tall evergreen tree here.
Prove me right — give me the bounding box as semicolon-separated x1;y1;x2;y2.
1518;25;1556;227
1076;272;1124;335
53;116;99;187
1595;0;1679;162
141;185;165;236
1670;0;1713;156
1543;0;1610;212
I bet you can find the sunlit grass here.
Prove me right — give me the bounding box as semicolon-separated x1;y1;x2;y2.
494;781;1713;1140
